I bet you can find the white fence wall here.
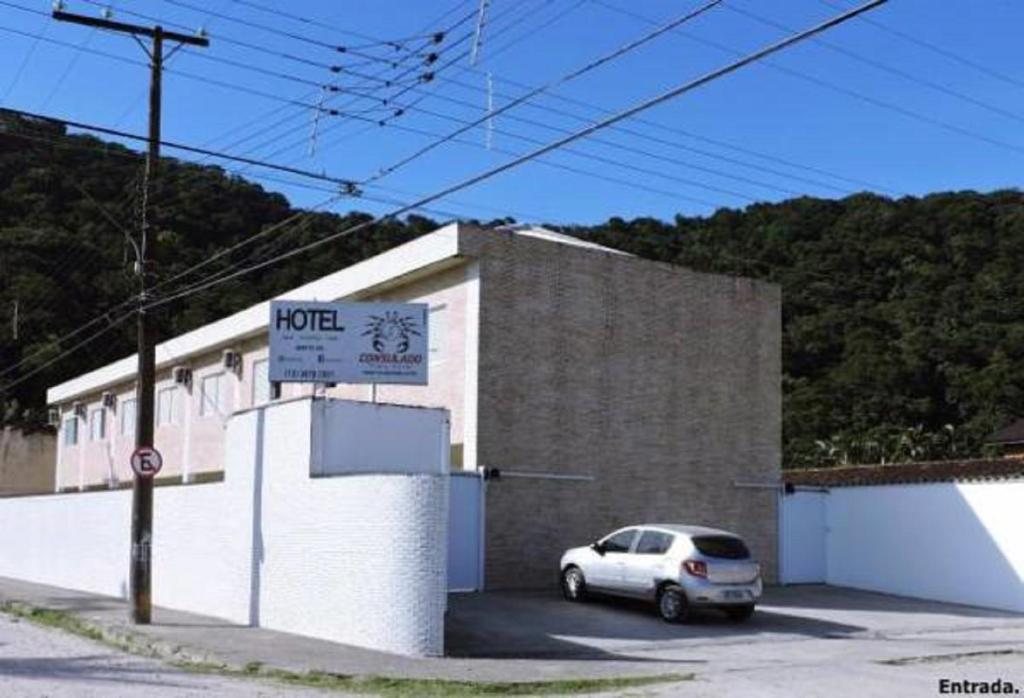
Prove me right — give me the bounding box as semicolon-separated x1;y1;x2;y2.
0;397;449;657
781;480;1024;612
0;489;131;598
234;402;448;655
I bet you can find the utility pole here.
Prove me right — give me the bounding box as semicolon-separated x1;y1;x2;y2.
52;8;208;625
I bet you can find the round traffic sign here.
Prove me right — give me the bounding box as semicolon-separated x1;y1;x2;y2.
130;446;163;478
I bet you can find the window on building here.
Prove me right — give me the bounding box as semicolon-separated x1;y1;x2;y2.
602;528;638;553
636;531;674;555
429;304;447;365
89;408;105;441
156;387;177;426
252;359;270;405
63;416;78;446
120;398;137;437
200;373;232;417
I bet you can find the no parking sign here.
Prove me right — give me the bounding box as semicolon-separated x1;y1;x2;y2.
130;447;163;478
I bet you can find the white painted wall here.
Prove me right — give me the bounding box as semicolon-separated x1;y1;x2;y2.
234;399;448;655
0;397;450;657
780;480;1024;612
310;399;450;476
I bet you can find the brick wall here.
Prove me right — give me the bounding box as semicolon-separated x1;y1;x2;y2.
474;232;781;589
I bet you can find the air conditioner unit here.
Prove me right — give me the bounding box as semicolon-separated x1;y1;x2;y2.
72;402;86;418
222;349;242;373
101;391;116;409
47;408;60;426
172;365;192;388
270;382;282;400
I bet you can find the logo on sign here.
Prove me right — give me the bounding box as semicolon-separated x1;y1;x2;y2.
362;311;421;354
130;447;163;478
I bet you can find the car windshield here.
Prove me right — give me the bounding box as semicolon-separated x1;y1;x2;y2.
692;535;750;559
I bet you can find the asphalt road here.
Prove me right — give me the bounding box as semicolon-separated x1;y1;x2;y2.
0;613;330;698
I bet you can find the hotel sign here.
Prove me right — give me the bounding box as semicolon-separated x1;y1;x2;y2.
268;301;428;385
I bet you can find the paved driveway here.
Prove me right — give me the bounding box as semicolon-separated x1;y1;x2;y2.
446;585;1024;696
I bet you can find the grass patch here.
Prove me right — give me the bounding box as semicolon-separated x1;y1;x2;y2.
179;664;694;696
1;603;106;643
1;601;691;696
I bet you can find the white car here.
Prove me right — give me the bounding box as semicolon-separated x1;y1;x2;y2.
559;524;762;622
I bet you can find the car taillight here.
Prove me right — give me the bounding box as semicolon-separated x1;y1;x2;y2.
682;560;707;578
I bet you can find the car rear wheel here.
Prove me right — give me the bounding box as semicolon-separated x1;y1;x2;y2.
657;584;690;623
725;604;755;622
561;566;587;601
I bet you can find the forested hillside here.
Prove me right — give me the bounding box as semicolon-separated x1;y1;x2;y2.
2;113;1022;467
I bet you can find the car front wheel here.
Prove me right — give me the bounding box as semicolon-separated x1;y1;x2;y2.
657;584;690;623
561;566;587;601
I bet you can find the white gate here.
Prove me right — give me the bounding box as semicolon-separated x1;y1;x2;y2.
447;473;484;591
779;490;827;584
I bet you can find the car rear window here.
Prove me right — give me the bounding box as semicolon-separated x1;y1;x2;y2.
692;536;749;559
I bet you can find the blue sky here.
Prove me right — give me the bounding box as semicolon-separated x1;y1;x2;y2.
1;0;1023;226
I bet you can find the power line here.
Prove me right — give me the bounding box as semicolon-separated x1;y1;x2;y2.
158;0;466;64
432;75;864;195
592;0;1024;159
39;27;95;110
144;0;888;311
445;65;899;194
191;0;549;168
0;14;48;105
0;107;363;190
820;0;1024;92
0;309;137;394
227;0;457;50
726;2;1024;126
363;0;725;186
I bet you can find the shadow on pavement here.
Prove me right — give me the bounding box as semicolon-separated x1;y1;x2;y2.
762;585;1022;618
0;654;201;689
445;589;866;659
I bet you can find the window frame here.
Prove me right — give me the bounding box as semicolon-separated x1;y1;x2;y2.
89;408;105;441
200;372;225;417
120;397;137;437
156;386;178;426
63;416;78;446
635;530;675;555
601;528;639;554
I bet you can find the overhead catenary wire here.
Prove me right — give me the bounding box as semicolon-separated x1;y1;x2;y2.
143;0;889;311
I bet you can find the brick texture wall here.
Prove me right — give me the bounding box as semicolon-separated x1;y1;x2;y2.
474;232;781;589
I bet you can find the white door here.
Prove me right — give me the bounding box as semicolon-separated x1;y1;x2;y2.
589;528;638;590
448;473;484;591
780;490;827;583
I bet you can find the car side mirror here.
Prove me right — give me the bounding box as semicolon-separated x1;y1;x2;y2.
590;541;606;556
